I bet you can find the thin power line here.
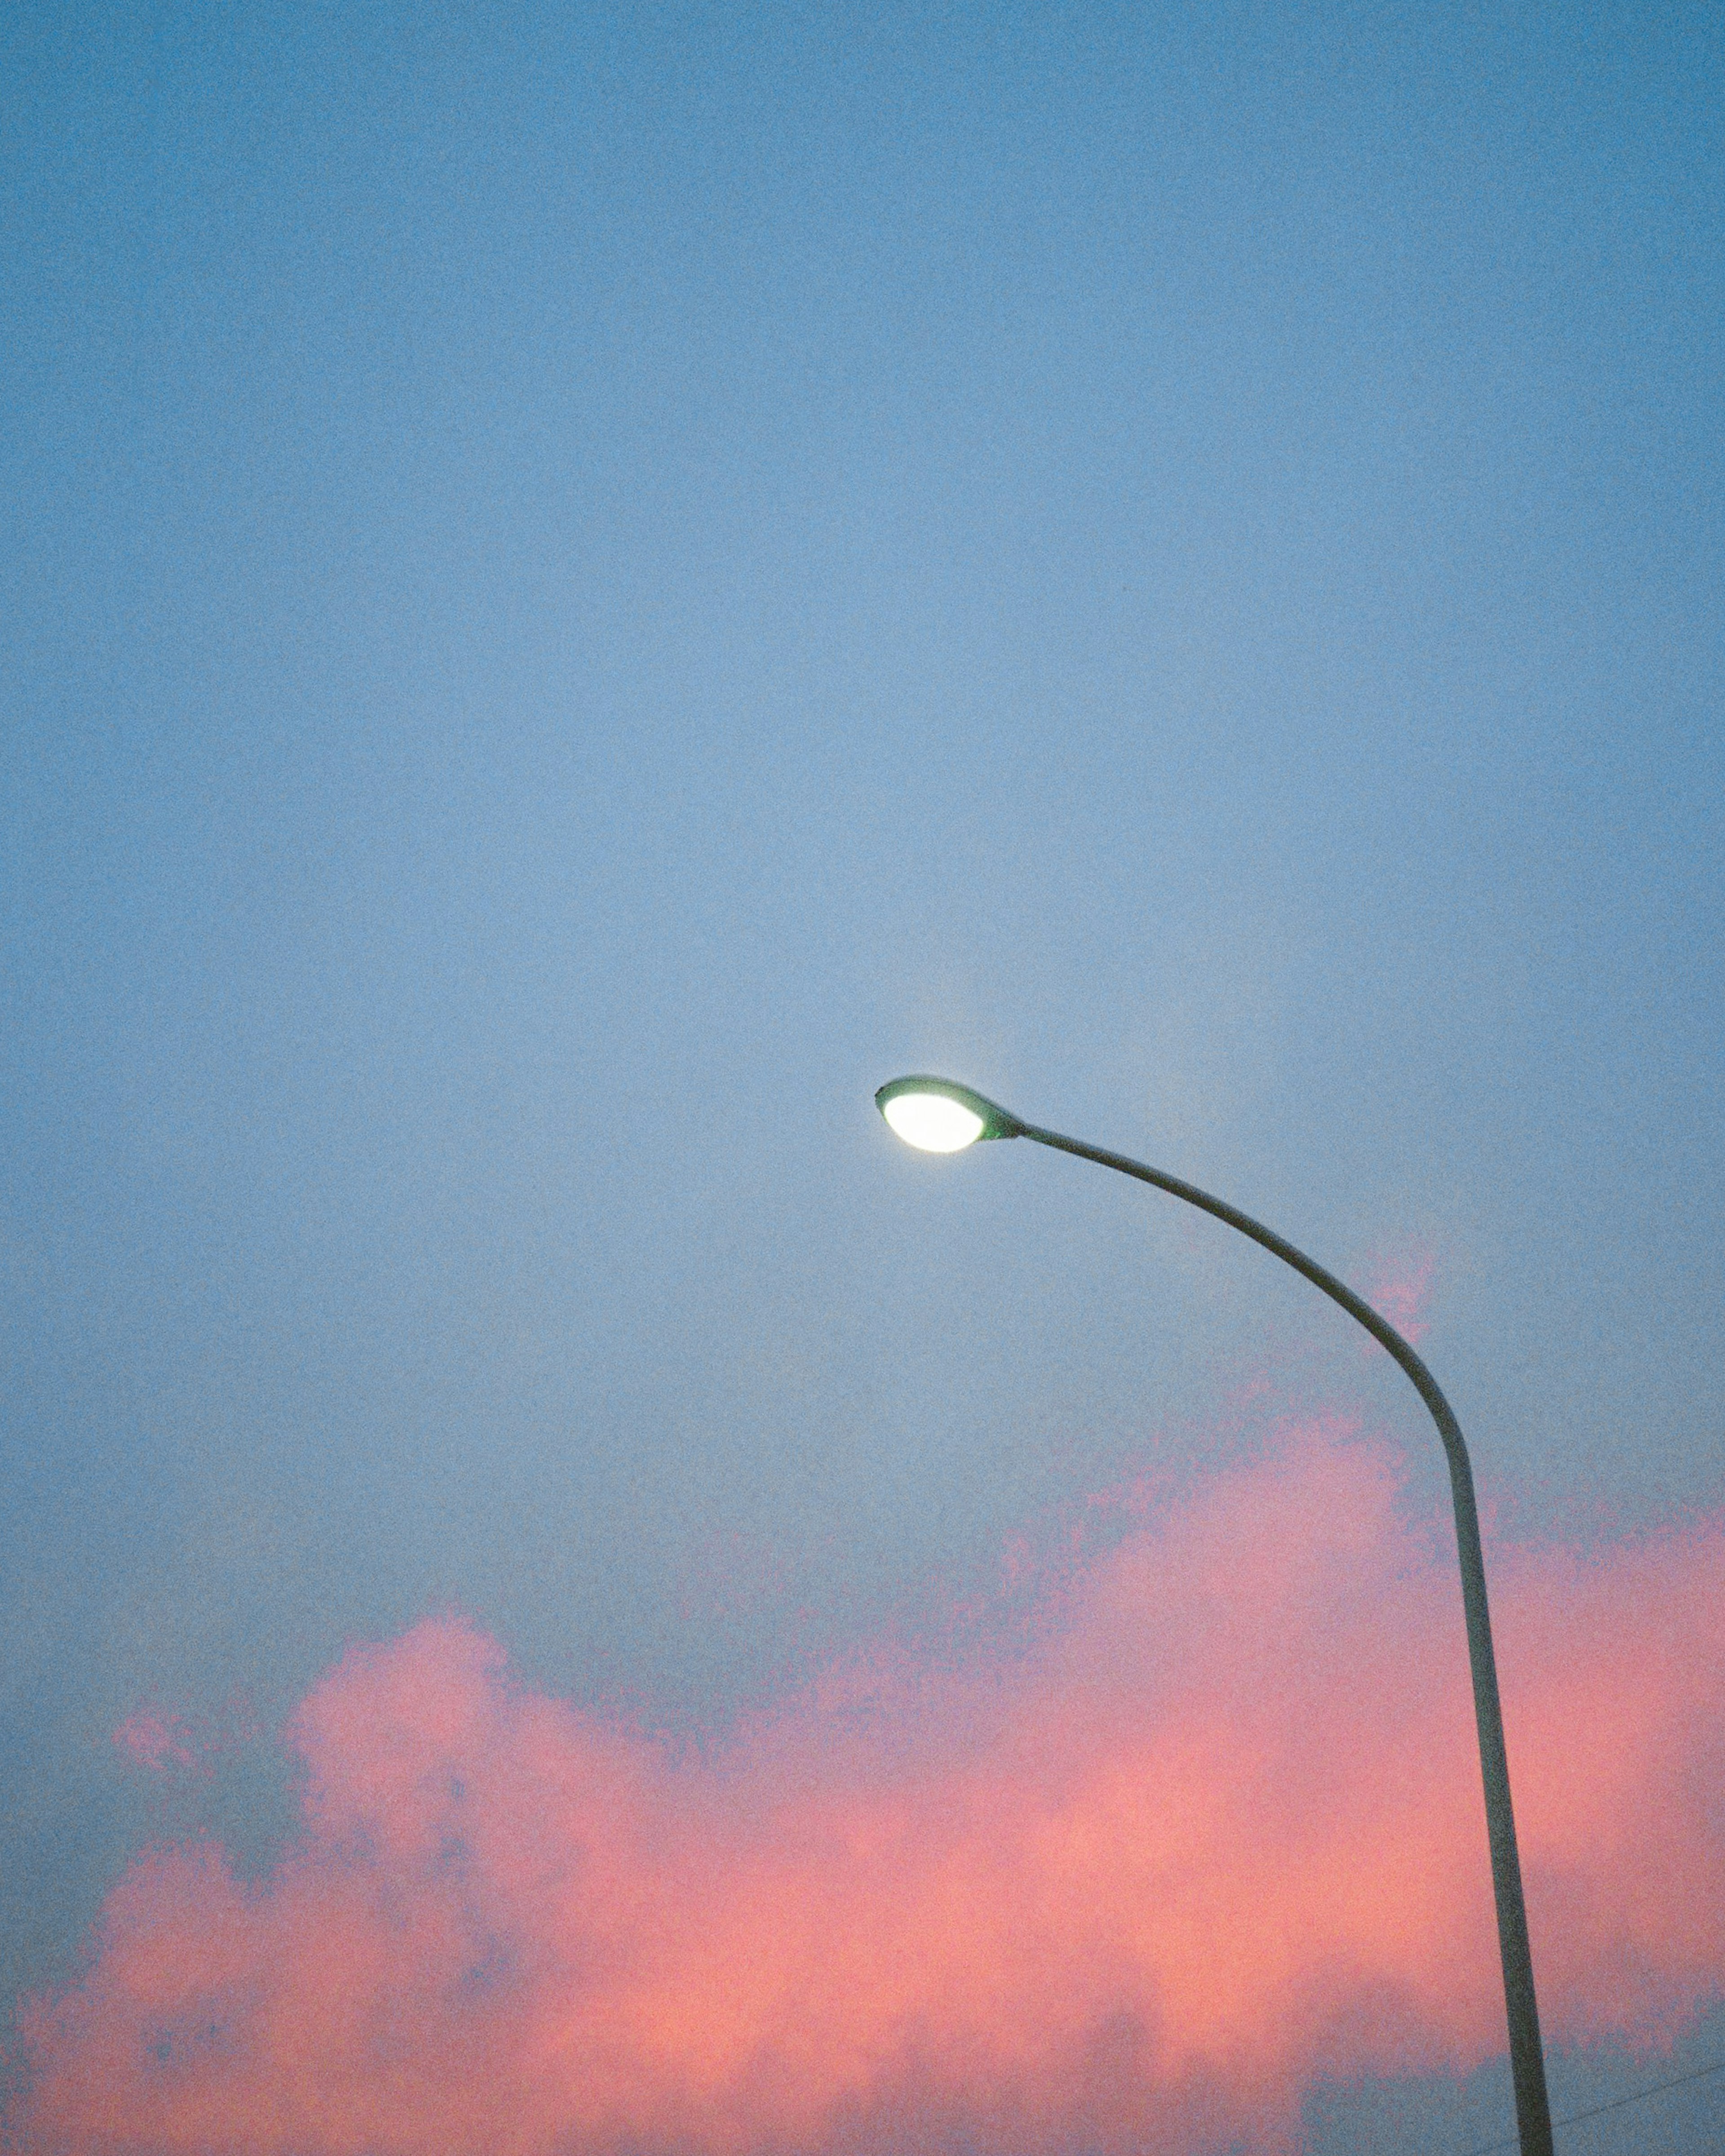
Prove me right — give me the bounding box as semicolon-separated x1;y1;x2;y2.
1454;2054;1725;2156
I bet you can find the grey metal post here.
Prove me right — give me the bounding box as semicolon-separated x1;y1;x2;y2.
1009;1119;1555;2156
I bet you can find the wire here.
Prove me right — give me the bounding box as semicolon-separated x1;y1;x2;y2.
1453;2054;1725;2156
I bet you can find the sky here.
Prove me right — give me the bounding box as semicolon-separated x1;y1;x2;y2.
1;4;1721;2152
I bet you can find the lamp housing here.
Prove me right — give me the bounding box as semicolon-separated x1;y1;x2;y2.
875;1076;1024;1151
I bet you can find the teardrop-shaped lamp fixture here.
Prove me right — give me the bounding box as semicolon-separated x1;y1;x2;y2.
875;1076;1023;1151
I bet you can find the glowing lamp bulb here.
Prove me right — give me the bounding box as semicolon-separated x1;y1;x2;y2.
881;1089;987;1152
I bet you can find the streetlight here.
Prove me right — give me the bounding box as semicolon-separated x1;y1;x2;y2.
875;1074;1555;2156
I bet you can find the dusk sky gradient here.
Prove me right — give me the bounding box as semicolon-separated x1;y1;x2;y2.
3;5;1722;2153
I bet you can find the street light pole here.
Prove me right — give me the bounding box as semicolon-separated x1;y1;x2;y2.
875;1076;1555;2156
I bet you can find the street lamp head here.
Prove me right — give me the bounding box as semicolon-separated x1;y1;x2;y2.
875;1076;1023;1151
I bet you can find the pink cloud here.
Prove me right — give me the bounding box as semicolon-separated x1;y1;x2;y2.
1362;1248;1438;1345
111;1711;202;1776
13;1424;1725;2156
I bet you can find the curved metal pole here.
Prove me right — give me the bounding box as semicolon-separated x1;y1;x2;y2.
1013;1119;1554;2156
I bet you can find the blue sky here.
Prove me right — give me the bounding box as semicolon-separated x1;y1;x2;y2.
3;5;1721;2150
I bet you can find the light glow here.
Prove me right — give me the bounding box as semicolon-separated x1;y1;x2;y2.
882;1090;986;1152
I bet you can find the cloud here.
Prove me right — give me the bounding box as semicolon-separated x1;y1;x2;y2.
1360;1248;1438;1346
110;1702;265;1782
11;1425;1725;2156
112;1712;203;1777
